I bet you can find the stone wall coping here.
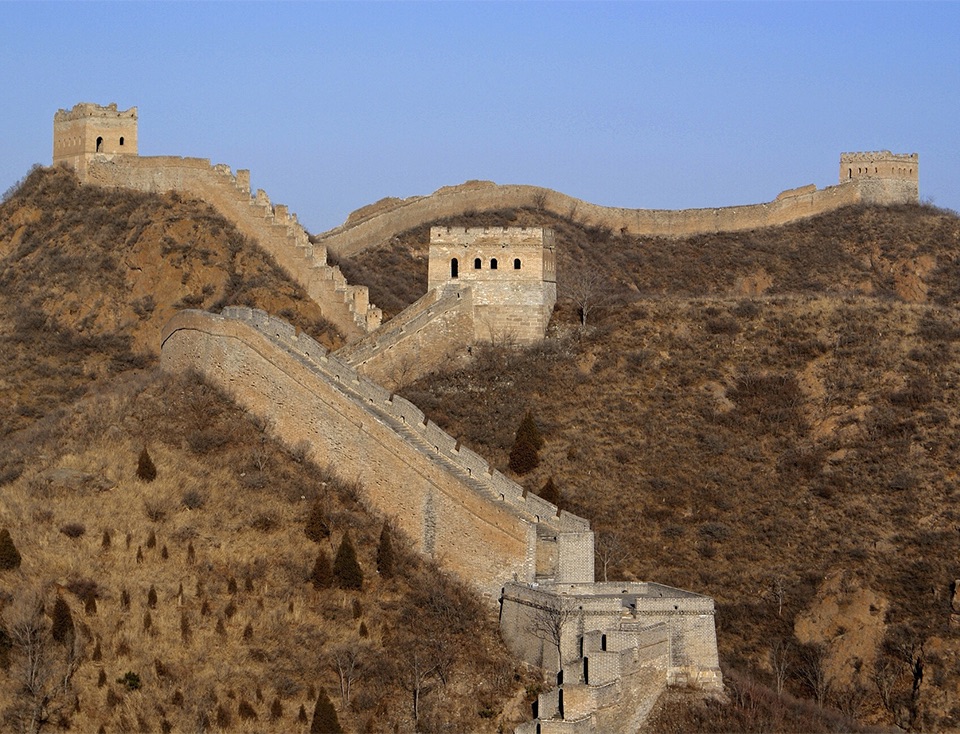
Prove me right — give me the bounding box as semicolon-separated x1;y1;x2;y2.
162;307;586;534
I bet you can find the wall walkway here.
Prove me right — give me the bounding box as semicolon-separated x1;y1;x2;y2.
337;285;478;388
316;179;869;258
159;307;592;602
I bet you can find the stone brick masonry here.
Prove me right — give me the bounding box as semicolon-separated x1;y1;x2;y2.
53;103;381;342
159;307;722;732
55;102;923;731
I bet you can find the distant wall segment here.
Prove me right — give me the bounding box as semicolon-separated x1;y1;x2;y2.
318;156;918;258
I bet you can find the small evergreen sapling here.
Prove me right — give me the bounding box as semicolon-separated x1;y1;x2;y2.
304;499;330;543
311;550;333;590
376;523;395;579
309;688;344;734
333;534;363;590
509;411;543;475
136;447;157;482
539;476;560;507
0;528;21;570
51;596;75;643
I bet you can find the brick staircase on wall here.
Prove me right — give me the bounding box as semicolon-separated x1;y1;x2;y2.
160;307;723;733
83;156;381;341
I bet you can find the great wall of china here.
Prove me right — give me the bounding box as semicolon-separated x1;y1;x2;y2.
51;102;920;731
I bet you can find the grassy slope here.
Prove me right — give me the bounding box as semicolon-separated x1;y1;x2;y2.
0;167;532;733
343;202;960;731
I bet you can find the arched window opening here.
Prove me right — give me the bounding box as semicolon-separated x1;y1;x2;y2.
601;634;607;651
96;136;103;152
451;258;459;279
848;168;853;179
119;137;125;146
490;258;498;270
514;258;522;270
474;258;482;269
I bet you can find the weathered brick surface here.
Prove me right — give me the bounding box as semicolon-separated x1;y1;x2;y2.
53;103;138;178
159;308;593;602
52;103;381;341
428;226;556;347
318;156;919;258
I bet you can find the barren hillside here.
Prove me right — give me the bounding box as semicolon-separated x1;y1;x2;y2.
0;167;533;733
344;202;960;731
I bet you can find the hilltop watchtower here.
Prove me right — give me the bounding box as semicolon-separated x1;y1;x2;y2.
427;226;557;345
53;102;138;179
840;150;918;205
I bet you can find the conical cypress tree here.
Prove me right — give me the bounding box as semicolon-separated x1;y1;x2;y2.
333;534;363;590
310;549;333;590
509;411;543;475
309;688;343;734
539;476;560;506
304;499;330;543
376;523;395;579
51;597;75;644
516;410;544;451
0;528;21;570
136;447;157;482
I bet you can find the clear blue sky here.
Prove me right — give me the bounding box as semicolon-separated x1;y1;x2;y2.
2;2;957;233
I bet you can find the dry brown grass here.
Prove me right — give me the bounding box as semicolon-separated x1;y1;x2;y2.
0;166;343;441
376;205;960;730
0;370;532;733
0;168;535;733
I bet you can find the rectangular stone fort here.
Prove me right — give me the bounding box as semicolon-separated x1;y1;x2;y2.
428;226;557;345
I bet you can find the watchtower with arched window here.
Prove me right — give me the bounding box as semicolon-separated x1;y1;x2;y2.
839;151;919;205
427;226;557;345
53;102;138;179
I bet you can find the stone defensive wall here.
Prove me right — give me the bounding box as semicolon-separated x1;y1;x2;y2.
317;178;871;258
499;581;721;689
338;285;477;388
81;154;381;340
159;307;593;602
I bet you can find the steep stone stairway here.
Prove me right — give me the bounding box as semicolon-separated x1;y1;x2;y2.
86;157;382;340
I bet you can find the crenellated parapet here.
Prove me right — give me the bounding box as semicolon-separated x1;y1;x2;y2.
840;150;919;205
160;307;592;601
82;155;381;338
215;307;588;531
53;102;138;176
318;152;921;258
52;103;381;340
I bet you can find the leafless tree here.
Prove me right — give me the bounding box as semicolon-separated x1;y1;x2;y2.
770;575;787;617
532;188;548;213
394;633;440;727
594;528;630;582
873;655;903;713
796;642;833;708
329;641;368;707
4;588;83;734
769;639;791;696
529;597;578;671
566;270;613;330
388;353;420;392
